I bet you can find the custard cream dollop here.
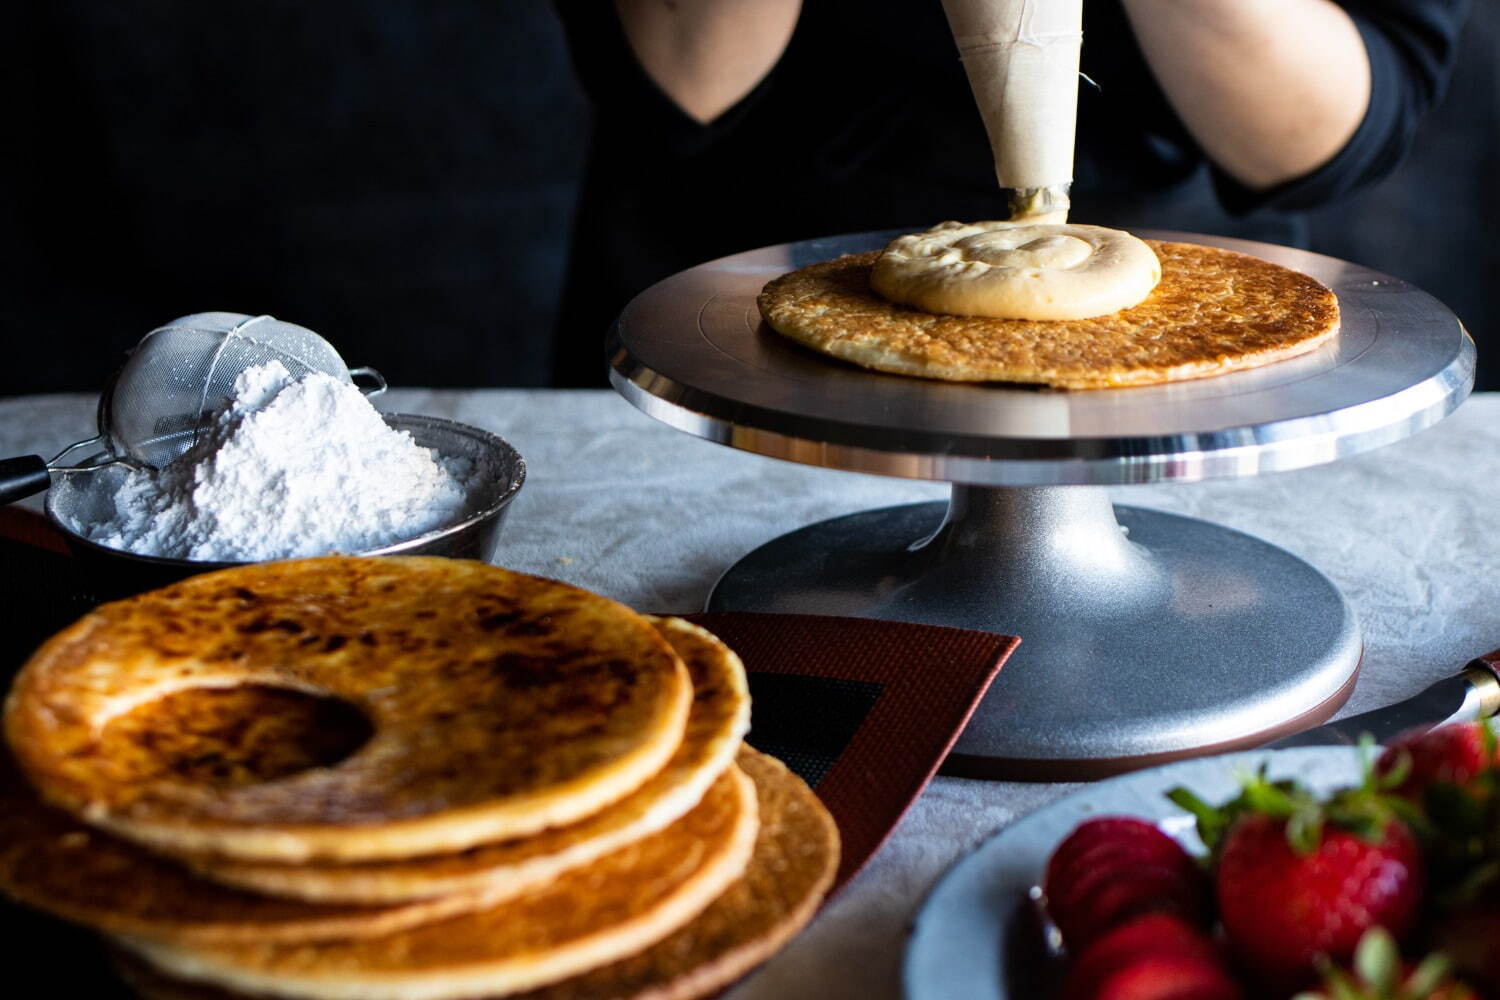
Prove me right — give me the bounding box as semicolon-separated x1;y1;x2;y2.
870;220;1161;320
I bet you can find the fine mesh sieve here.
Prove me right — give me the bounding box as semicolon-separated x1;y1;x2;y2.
0;312;386;505
104;312;362;469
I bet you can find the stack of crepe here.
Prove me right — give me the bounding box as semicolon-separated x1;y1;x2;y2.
0;556;839;1000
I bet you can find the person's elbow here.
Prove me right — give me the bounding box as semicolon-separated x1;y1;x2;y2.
1218;57;1373;193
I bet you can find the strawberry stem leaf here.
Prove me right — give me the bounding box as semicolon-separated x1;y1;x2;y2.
1353;926;1399;991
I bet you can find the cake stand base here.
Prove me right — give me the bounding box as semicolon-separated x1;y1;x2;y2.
708;486;1361;780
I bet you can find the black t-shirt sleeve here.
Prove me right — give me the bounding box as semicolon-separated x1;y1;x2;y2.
1214;0;1471;214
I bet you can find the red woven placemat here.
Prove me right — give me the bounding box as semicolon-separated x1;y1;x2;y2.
682;612;1017;893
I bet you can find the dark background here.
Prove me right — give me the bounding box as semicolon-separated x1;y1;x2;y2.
3;1;1496;396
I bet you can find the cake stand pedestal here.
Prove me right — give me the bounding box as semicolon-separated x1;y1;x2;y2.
609;231;1474;779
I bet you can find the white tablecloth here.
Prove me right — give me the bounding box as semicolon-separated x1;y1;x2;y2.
5;388;1499;999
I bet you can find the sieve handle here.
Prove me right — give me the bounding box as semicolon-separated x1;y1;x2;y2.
350;366;387;398
0;455;50;505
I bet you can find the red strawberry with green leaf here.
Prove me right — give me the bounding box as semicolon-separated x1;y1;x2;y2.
1168;750;1426;992
1061;913;1244;1000
1043;816;1209;952
1292;927;1477;1000
1377;723;1500;902
1377;722;1497;800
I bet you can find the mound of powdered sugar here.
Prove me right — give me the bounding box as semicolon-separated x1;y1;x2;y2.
88;361;469;561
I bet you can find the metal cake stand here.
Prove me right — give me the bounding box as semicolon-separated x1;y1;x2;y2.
608;230;1475;780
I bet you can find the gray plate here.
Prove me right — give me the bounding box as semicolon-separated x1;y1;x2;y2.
902;746;1363;999
611;230;1473;486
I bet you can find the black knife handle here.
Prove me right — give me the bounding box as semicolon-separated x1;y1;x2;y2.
1266;673;1482;750
0;455;50;505
1268;648;1500;752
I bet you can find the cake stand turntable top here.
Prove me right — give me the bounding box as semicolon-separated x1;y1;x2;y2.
609;230;1474;486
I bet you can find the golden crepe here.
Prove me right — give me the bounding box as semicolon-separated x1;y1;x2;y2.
117;768;759;1000
513;748;840;1000
3;556;692;863
0;748;505;944
759;241;1340;388
111;749;839;1000
187;617;751;905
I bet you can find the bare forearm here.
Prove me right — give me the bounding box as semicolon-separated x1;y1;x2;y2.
1120;0;1371;190
612;0;801;125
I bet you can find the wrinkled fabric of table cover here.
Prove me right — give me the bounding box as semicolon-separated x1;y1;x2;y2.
4;388;1498;1000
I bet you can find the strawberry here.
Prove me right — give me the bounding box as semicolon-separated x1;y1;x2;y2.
1169;753;1426;993
1061;913;1243;1000
1292;927;1477;1000
1215;812;1422;989
1377;723;1497;800
1049;817;1198;876
1044;816;1209;952
1377;724;1500;902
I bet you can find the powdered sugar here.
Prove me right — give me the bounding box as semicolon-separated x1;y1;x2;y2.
87;361;469;561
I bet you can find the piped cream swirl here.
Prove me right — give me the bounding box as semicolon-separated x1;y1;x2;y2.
870;220;1161;320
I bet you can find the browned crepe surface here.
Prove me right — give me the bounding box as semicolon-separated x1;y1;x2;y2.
512;748;840;1000
186;617;750;905
94;685;373;790
4;556;691;862
757;242;1340;388
112;749;839;1000
0;748;500;944
118;767;759;1000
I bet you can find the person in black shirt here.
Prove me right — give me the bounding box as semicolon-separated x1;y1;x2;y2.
552;0;1471;386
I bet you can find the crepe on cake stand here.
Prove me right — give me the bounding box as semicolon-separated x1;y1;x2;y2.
607;228;1474;779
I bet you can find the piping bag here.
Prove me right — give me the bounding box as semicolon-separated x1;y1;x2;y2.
940;0;1082;222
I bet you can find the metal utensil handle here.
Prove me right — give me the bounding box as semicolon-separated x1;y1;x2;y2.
350;366;387;398
0;455;50;505
1469;647;1500;681
1464;648;1500;716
